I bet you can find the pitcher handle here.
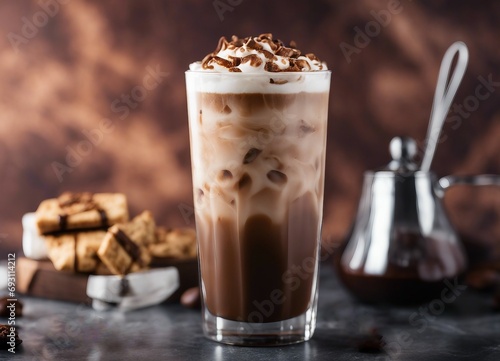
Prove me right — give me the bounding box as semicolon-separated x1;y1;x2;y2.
436;174;500;197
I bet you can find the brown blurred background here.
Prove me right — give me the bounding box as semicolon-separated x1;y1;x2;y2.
0;0;499;264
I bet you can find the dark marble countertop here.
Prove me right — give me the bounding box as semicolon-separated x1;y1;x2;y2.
2;262;500;361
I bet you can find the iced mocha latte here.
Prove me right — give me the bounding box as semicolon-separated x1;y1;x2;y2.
186;33;330;343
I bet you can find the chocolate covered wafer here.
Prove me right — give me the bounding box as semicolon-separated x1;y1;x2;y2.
149;227;197;259
44;233;76;271
44;230;107;272
35;192;128;234
76;231;107;273
97;211;154;275
118;210;156;246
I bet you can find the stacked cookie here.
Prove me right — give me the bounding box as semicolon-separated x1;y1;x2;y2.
34;192;197;275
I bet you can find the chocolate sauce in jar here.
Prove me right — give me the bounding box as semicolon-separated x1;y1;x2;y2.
335;232;466;305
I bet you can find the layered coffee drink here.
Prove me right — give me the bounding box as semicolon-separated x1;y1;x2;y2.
186;34;330;345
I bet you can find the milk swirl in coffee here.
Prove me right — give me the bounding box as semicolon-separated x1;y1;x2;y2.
186;34;330;323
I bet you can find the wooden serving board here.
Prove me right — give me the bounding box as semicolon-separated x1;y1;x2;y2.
16;257;199;305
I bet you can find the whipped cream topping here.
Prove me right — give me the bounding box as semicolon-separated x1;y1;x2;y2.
190;33;327;73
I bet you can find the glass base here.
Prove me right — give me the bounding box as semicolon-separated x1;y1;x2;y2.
202;304;317;346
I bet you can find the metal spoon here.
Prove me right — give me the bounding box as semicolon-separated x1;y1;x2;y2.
420;42;469;172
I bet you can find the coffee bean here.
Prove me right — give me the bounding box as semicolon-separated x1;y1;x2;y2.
0;324;22;349
181;287;201;309
0;297;23;318
356;328;385;353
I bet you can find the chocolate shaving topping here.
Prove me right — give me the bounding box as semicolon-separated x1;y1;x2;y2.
231;35;244;47
241;54;263;67
201;54;214;70
306;53;319;61
212;56;233;68
261;49;275;60
276;47;295;58
228;55;241;67
200;33;325;72
295;59;311;71
287;59;301;72
214;36;229;53
265;62;281;72
261;36;279;51
246;38;263;50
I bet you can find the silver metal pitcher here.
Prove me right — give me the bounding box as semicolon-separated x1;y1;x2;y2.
337;137;500;304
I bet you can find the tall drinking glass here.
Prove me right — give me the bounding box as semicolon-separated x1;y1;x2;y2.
185;70;331;346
